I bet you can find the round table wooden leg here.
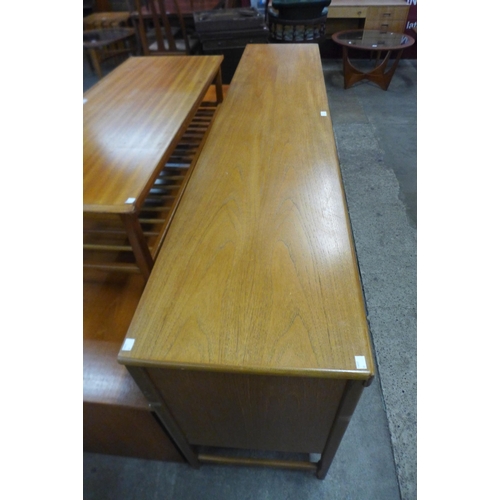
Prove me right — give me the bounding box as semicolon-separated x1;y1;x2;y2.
341;47;405;91
342;46;368;89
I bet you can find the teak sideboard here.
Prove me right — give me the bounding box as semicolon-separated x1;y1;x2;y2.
117;44;375;479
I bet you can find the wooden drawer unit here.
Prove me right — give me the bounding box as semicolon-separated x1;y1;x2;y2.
328;1;410;33
364;5;409;32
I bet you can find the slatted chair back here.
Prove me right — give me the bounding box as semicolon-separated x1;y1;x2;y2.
134;0;196;55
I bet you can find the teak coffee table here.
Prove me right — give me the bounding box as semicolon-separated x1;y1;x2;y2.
332;29;415;90
83;56;223;280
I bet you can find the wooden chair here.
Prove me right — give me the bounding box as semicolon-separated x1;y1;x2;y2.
83;27;136;79
133;0;201;55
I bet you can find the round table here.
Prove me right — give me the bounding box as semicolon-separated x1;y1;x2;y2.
331;29;415;91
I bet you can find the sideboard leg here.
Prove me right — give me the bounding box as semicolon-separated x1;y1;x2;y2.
316;380;366;479
125;366;200;468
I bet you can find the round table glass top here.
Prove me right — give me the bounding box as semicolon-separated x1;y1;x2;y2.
332;30;415;50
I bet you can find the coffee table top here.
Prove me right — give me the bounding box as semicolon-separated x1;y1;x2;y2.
332;29;415;50
83;56;223;214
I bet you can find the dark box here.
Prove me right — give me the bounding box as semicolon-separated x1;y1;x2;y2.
193;7;266;33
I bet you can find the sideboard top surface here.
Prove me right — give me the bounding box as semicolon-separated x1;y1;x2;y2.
118;44;375;381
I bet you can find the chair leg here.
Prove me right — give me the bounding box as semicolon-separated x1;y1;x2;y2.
84;49;93;71
88;48;103;79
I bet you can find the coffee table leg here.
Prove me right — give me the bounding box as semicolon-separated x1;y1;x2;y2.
120;213;153;280
214;67;223;104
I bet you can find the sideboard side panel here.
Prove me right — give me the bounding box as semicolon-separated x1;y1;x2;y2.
146;368;347;454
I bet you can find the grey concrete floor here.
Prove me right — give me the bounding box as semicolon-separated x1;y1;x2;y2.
323;58;417;500
83;55;417;500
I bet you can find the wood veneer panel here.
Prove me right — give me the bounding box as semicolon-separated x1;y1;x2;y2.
83;272;144;343
83;274;183;461
84;272;146;406
146;368;346;453
366;5;409;19
119;45;374;380
83;402;184;461
84;340;148;407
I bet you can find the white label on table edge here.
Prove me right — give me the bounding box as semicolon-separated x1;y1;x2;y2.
125;197;136;204
320;111;327;116
355;355;367;369
121;338;135;351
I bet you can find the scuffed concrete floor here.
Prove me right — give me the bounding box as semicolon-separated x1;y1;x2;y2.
83;56;417;500
323;58;417;500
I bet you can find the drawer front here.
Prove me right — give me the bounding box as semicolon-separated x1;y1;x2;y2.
364;18;407;32
328;6;367;18
366;6;409;21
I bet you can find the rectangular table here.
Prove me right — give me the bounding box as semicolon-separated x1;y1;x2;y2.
118;44;375;478
83;55;223;280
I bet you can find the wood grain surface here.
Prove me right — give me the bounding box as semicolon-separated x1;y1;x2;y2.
83;270;185;461
84;272;146;406
146;367;347;452
83;56;223;213
119;44;374;379
83;402;185;461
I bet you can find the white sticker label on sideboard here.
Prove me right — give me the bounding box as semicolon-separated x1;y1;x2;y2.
125;197;136;204
320;111;327;117
355;356;367;369
122;338;135;351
